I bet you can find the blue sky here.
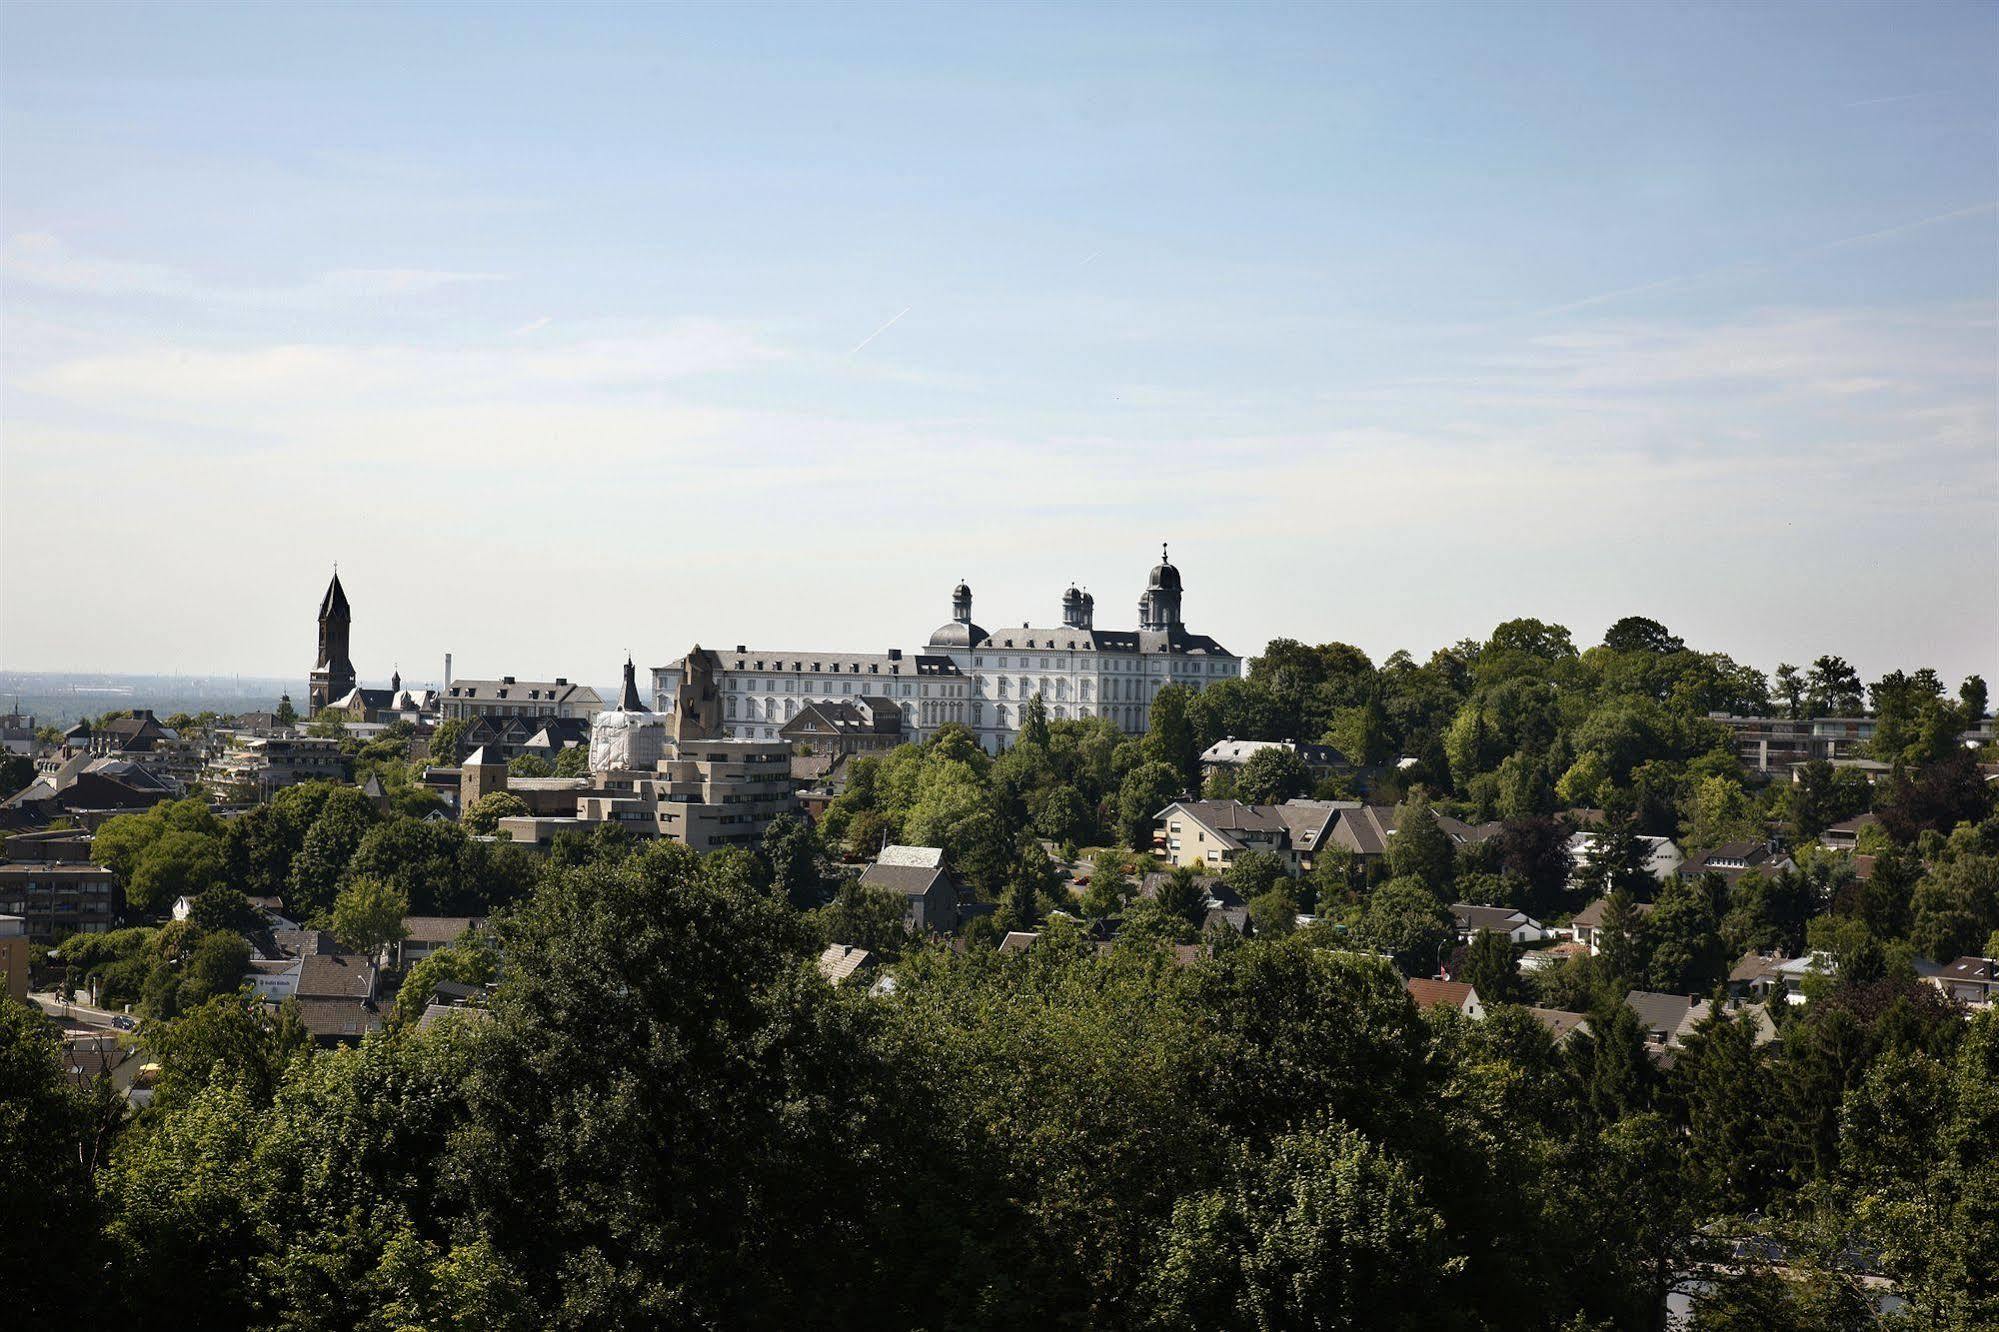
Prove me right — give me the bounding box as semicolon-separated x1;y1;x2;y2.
3;0;1994;690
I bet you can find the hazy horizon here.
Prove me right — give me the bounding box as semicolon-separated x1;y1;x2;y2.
4;2;1994;688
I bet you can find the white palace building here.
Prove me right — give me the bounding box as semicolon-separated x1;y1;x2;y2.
650;547;1243;754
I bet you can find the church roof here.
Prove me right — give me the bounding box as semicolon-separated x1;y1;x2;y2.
319;571;350;619
618;657;646;711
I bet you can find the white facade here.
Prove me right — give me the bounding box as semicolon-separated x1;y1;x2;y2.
651;551;1243;753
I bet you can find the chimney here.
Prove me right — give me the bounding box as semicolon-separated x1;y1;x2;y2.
888;648;902;661
444;653;453;691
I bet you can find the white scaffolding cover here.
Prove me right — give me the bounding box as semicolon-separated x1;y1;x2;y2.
588;708;665;774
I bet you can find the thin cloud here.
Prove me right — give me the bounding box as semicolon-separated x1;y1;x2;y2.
1845;92;1933;107
847;305;911;356
1803;201;1999;257
1528;202;1997;320
25;321;779;413
0;234;508;306
1530;273;1712;319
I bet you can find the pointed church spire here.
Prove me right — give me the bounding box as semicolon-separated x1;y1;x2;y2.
620;655;646;711
319;567;350;618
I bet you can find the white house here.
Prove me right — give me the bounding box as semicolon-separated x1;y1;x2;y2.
1448;903;1549;946
1565;832;1683;885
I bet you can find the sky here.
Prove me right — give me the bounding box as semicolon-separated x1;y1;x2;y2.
2;0;1994;693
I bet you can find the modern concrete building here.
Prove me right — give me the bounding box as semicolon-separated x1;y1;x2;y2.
0;863;120;941
652;546;1243;753
495;655;798;854
0;914;29;1001
202;733;353;801
1710;710;1996;775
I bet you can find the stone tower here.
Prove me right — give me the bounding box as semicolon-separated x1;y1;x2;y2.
674;646;724;742
308;570;356;713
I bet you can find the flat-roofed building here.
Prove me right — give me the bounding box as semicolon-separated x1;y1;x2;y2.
0;914;28;1001
203;733;352;801
496;654;797;854
0;862;120;941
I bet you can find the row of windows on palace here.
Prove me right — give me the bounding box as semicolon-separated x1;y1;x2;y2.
722;672;1174;704
725;694;1149;725
723;700;1159;740
722;654;1236;676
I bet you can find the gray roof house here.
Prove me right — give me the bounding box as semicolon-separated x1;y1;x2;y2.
1448;903;1549;945
858;845;959;934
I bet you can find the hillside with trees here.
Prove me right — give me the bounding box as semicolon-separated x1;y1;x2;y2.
5;614;1995;1327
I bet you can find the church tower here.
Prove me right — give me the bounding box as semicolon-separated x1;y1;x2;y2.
308;570;356;713
1138;544;1183;631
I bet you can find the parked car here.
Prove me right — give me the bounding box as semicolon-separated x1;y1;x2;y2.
110;1015;136;1031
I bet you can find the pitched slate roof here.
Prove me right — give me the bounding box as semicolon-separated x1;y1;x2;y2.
1939;956;1999;984
1159;800;1288;853
1728;949;1788;984
296;952;375;1000
1327;805;1400;857
1822;812;1880;837
293;997;382;1041
1450;904;1537;933
1527;1008;1591;1042
781;699;906;739
447;678;601;707
1274;800;1355;853
520;718;592;751
1571;897;1656;930
1624;990;1701;1042
1436;813;1504;845
860;861;948;898
270;928;339;958
1689;840;1784;871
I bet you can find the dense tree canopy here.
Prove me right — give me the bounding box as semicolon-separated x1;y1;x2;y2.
12;614;1997;1326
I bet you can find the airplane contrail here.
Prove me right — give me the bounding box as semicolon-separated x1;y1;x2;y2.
848;305;912;356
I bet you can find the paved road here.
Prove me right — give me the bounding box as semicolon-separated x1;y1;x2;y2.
28;989;132;1029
